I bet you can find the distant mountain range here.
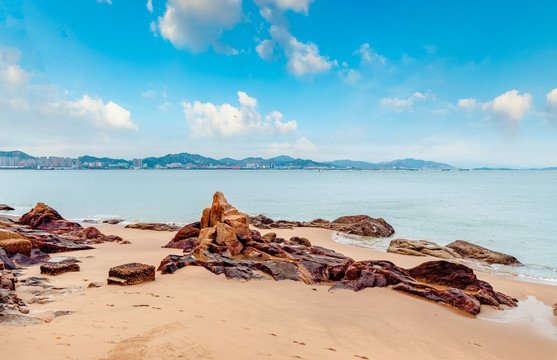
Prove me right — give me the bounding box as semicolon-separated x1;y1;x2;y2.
0;150;457;170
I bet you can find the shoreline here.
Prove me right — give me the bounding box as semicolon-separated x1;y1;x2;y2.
1;224;555;359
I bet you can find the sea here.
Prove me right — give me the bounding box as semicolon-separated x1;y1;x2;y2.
1;169;556;284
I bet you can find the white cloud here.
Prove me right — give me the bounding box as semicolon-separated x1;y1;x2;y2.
158;102;172;111
354;43;385;64
182;91;297;137
254;0;315;14
146;0;153;12
142;90;157;98
381;92;428;112
65;95;138;130
482;90;531;133
256;39;276;62
156;0;242;54
267;24;333;76
458;98;477;111
97;0;112;4
338;62;361;85
267;136;317;157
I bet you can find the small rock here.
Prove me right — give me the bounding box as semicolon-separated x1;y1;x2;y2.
87;282;103;288
553;303;557;316
289;236;311;247
40;262;80;276
102;219;124;225
262;232;277;243
125;223;181;231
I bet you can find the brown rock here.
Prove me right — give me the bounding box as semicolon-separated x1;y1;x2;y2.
124;223;181;231
40;262;80;276
407;260;480;291
215;222;243;256
18;202;82;232
200;207;211;228
0;229;28;241
302;218;331;228
261;232;276;243
331;215;394;237
446;240;521;265
0;239;32;256
387;239;462;259
553;303;557;316
209;191;232;226
163;224;200;249
289;236;311;247
107;263;155;285
78;227;102;239
249;214;274;228
223;214;251;240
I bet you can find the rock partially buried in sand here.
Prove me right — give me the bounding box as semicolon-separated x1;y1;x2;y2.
0;238;33;257
446;240;522;265
107;263;155;286
40;262;80;276
387;239;462;259
553;303;557;316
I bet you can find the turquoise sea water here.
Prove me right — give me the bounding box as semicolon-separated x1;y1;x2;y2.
1;169;556;282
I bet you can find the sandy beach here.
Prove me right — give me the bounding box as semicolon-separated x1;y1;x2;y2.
1;224;556;360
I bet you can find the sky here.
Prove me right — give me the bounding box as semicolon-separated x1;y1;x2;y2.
1;0;557;167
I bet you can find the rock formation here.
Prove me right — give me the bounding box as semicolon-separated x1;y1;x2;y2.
125;223;182;231
40;262;80;276
19;202;82;232
387;239;462;259
163;222;200;249
446;240;522;265
250;214;395;237
0;204;15;211
159;192;517;315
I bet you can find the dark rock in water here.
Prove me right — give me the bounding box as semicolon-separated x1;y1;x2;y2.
446;240;521;265
0;204;15;211
408;261;481;291
125;223;182;231
387;239;461;259
102;219;124;225
40;262;80;276
18;202;82;232
108;263;155;285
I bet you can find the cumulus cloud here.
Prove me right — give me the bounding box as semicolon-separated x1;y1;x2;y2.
546;88;557;126
256;39;277;62
482;90;531;133
182;91;297;137
156;0;242;54
65;95;138;130
254;0;315;14
458;98;477;111
354;43;385;64
265;24;333;76
381;92;428;112
267;136;317;157
338;62;361;85
146;0;153;12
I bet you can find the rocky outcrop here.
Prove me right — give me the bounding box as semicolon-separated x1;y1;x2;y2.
159;192;516;315
446;240;522;265
387;239;462;259
0;231;33;256
108;263;155;285
18;203;81;232
0;204;15;211
125;223;182;231
102;218;124;224
553;303;557;316
250;214;395;237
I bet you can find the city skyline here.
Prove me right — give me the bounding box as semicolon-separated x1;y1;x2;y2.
1;1;557;168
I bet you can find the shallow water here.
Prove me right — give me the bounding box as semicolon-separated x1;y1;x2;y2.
1;169;556;281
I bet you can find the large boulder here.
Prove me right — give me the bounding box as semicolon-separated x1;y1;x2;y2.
108;263;155;285
331;215;395;237
446;240;521;265
0;239;32;257
18;203;82;232
407;260;480;291
387;239;462;259
163;223;200;249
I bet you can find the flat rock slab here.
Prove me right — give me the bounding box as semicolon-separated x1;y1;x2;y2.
107;263;155;286
40;262;80;276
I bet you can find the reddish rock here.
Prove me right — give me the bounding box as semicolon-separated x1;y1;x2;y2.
0;239;32;256
40;262;80;276
108;263;155;285
124;223;181;231
446;240;521;265
407;261;481;291
289;236;311;247
249;214;274;229
163;224;200;249
331;215;395;237
18;203;82;232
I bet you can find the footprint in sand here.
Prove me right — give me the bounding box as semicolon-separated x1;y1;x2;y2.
326;348;336;352
354;356;369;359
293;341;306;346
268;333;278;337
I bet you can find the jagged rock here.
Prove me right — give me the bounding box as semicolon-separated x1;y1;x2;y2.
446;240;521;265
163;223;200;249
392;282;482;315
269;220;302;229
0;238;33;256
387;239;462;259
261;261;299;281
301;218;331;228
331;215;395;237
17;230;95;253
108;263;155;285
125;223;181;231
18;202;82;232
102;219;124;224
407;261;480;290
249;214;275;229
160;262;178;275
0;204;15;211
40;262;80;276
215;222;243;255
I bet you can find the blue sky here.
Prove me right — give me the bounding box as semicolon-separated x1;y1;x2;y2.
1;0;557;167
